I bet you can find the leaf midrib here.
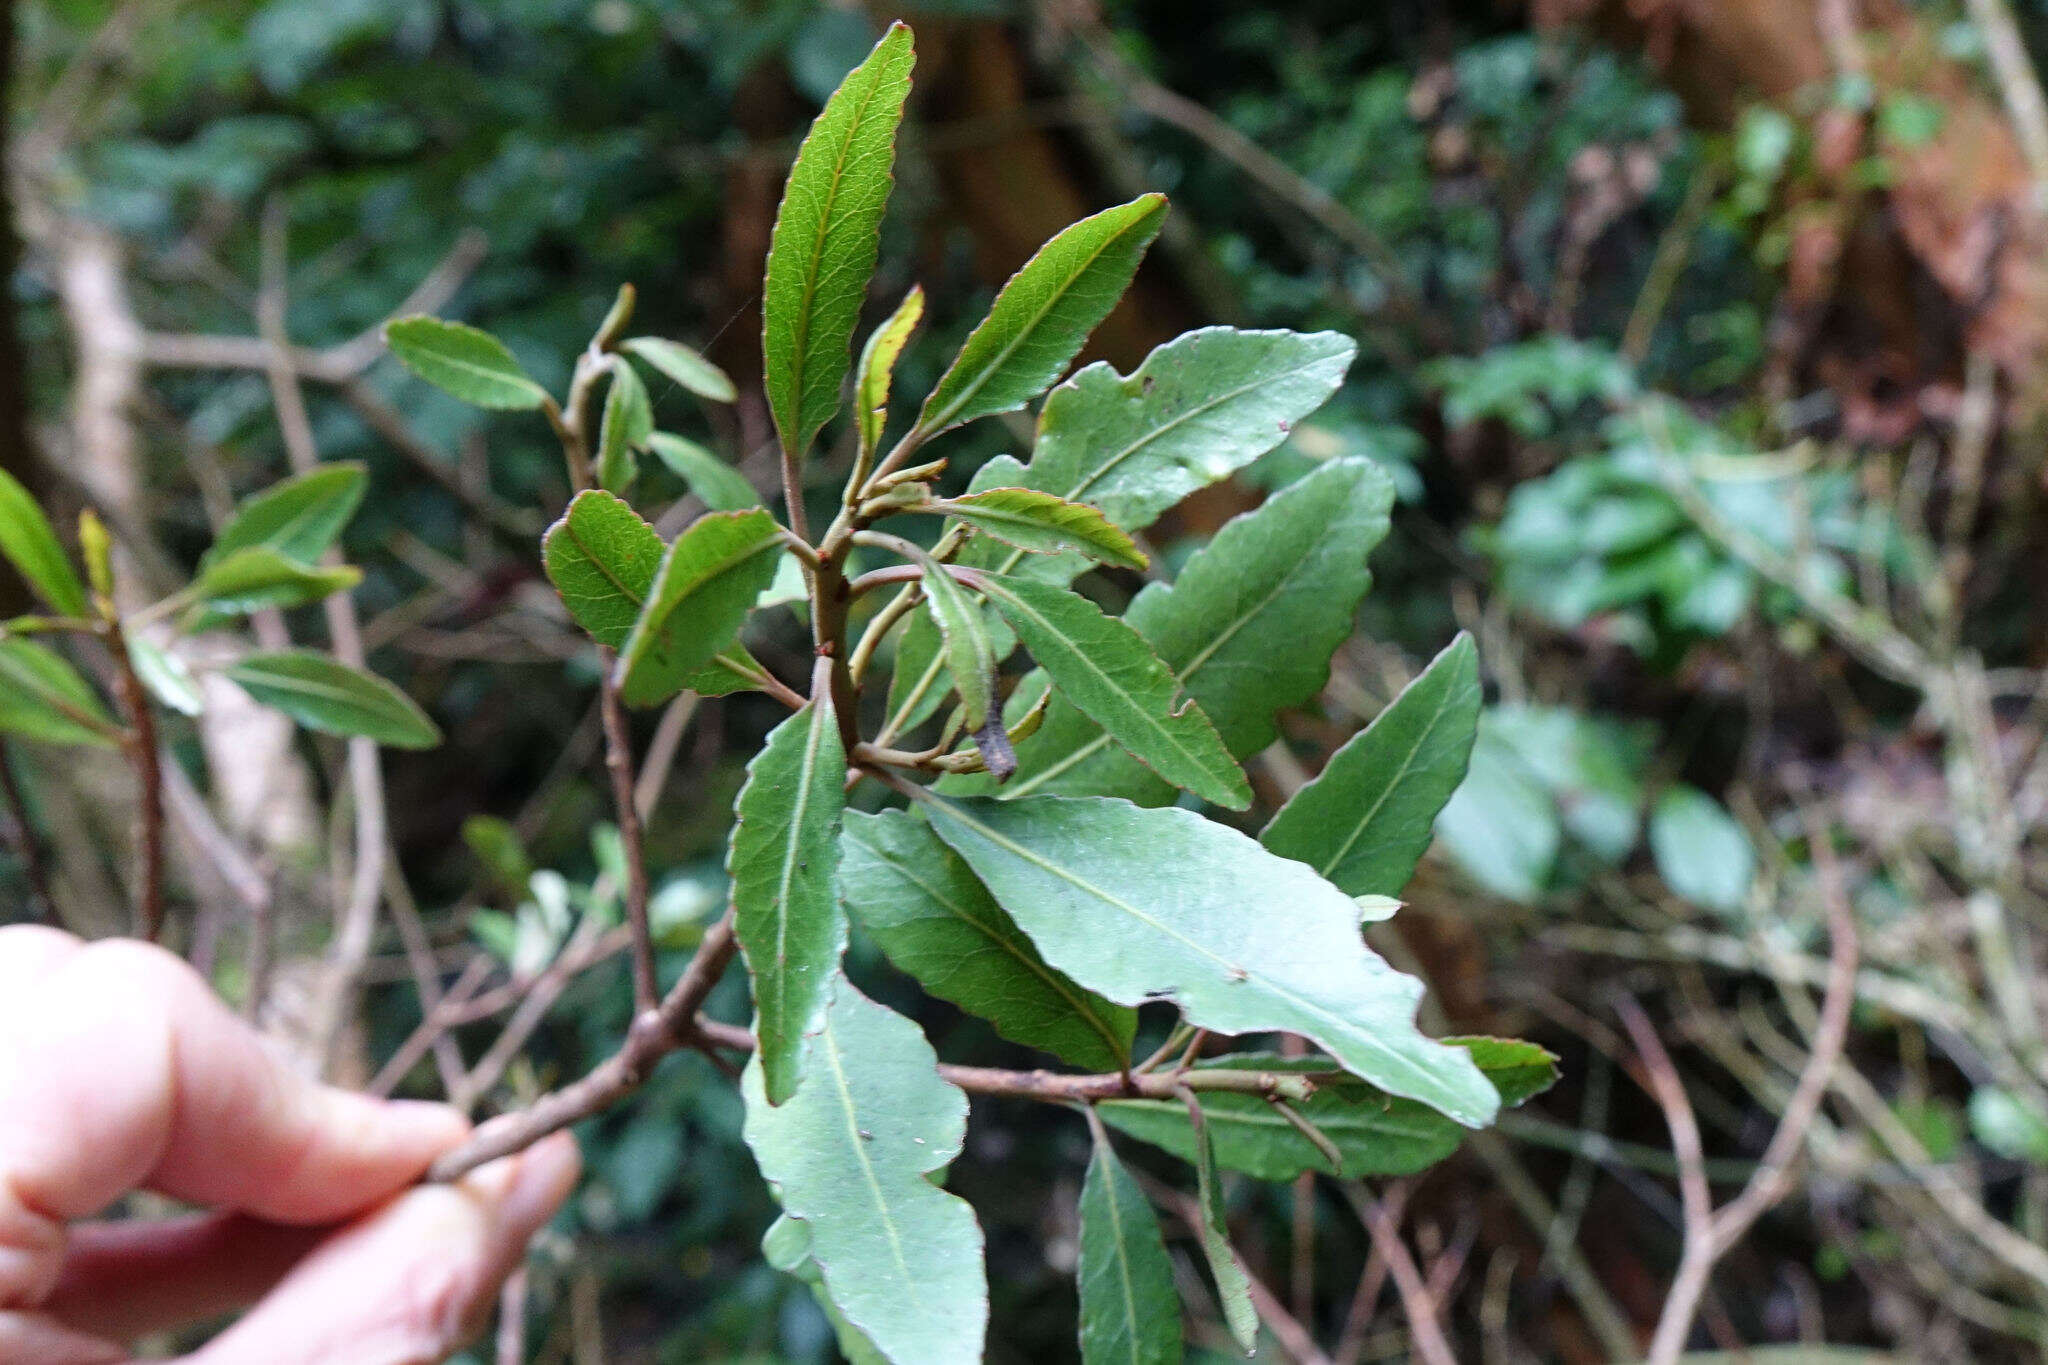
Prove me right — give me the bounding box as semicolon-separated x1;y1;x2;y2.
983;579;1234;797
850;825;1126;1066
1091;1151;1146;1365
1309;668;1465;881
819;1020;932;1319
929;795;1463;1112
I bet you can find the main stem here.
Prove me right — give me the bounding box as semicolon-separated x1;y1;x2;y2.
105;623;164;941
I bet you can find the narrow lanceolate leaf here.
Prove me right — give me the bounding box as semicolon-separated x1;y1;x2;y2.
1078;1121;1181;1365
384;316;548;410
1099;1041;1559;1182
616;508;784;706
0;468;89;618
976;575;1248;809
125;634;203;717
647;433;760;510
597;359;655;492
909;551;999;737
204;463;366;568
731;691;850;1105
186;546;362;615
1183;1092;1258;1352
931;488;1145;570
762;22;915;460
542;489;666;649
741;975;988;1364
1262;634;1482;897
623;336;737;403
920;793;1500;1127
856;285;924;457
0;639;118;748
226;650;441;749
915;195;1168;437
981;459;1393;804
987;328;1357;578
840;809;1133;1072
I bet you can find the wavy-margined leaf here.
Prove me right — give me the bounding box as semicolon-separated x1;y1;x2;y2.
647;434;760;511
205;463;366;568
1099;1040;1558;1182
0;639;118;748
974;575;1247;809
1078;1119;1181;1365
962;328;1356;591
731;690;849;1104
975;458;1392;805
856;286;924;457
623;336;736;403
919;792;1499;1126
742;974;988;1364
226;650;440;749
1261;634;1481;896
0;468;89;618
186;546;362;615
597;359;655;492
616;508;784;706
763;23;915;460
764;1216;890;1364
840;809;1132;1072
929;488;1145;570
1183;1091;1257;1352
384;316;548;410
915;195;1166;437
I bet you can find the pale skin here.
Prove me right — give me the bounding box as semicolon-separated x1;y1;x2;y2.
0;925;579;1364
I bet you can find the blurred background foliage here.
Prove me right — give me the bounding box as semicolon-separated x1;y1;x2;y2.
9;0;2048;1360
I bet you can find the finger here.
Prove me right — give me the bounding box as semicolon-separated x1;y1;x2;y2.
0;938;467;1308
41;1214;324;1343
0;925;84;1002
0;1311;124;1365
187;1132;579;1365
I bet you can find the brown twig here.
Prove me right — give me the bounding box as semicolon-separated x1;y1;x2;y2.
1340;1184;1459;1365
104;623;165;940
1629;807;1860;1365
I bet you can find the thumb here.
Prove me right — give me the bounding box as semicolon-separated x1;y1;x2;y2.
185;1132;579;1365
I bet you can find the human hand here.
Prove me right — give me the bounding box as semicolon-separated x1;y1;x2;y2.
0;925;579;1364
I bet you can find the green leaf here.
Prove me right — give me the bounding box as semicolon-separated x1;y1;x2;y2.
1434;726;1560;901
975;575;1248;809
205;463;366;569
979;458;1393;805
931;489;1146;570
1969;1086;2048;1162
742;975;988;1364
542;489;666;649
1261;633;1482;896
597;359;655;492
1002;327;1356;550
0;639;118;748
384;316;549;410
1099;1041;1559;1182
0;468;90;619
647;433;760;511
225;650;441;749
1182;1091;1258;1352
1649;784;1756;915
731;690;850;1104
186;546;362;615
762;22;915;460
916;196;1167;436
1078;1121;1182;1365
840;809;1133;1072
615;508;784;707
856;286;924;457
919;793;1500;1127
125;634;203;716
909;553;999;736
622;337;737;403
